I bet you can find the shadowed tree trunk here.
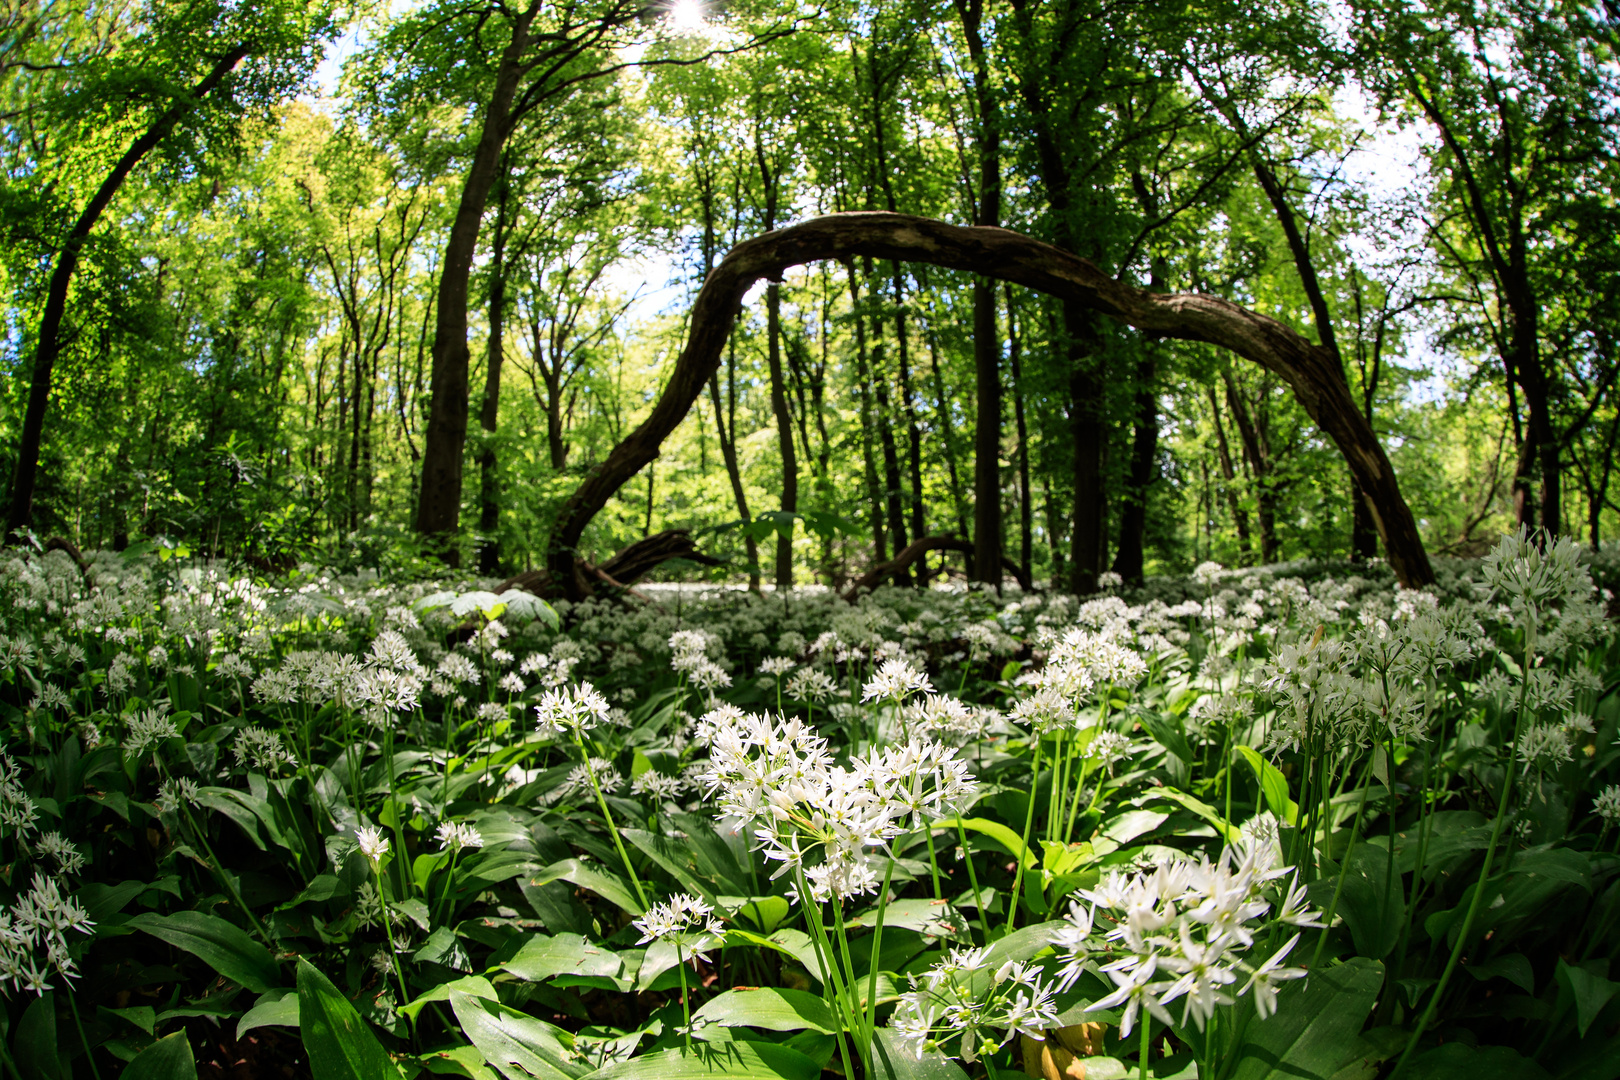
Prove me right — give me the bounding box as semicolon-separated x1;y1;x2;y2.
6;44;252;537
957;0;1004;588
1207;387;1254;563
544;212;1435;596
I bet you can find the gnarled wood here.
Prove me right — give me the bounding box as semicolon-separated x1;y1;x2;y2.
547;213;1435;592
501;528;721;602
840;534;1033;599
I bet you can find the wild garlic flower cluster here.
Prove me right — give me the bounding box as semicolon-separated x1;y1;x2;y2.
0;751;39;839
861;658;934;704
0;872;96;996
1025;627;1148;706
889;946;1060;1062
231;725;298;775
436;821;484;852
632;893;725;963
695;708;976;901
1050;839;1321;1036
670;630;731;692
534;682;611;737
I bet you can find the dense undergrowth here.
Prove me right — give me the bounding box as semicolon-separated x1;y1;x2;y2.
0;535;1617;1080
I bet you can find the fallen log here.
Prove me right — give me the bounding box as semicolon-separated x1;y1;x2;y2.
498;528;721;602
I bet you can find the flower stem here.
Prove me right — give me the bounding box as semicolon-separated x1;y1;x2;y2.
1005;738;1043;934
573;732;649;909
1138;1014;1152;1080
66;988;102;1080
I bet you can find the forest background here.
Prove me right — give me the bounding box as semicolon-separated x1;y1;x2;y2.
3;0;1618;593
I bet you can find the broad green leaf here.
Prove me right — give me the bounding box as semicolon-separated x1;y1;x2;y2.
1229;957;1384;1080
623;829;720;905
724;928;827;983
578;1042;820;1080
1138;710;1195;764
420;1043;501;1080
1333;843;1404;960
450;990;584;1080
1555;960;1619;1038
126;911;279;993
118;1032;196;1080
501;933;625;984
526;859;644;915
76;880;149;924
1099;810;1168;845
1403;1043;1551;1080
297;958;400;1080
869;1030;970;1080
1145;789;1241;842
846;898;967;938
721;896;790;934
16;992;64;1080
237;991;299;1039
402;976;499;1022
693;988;837;1034
1235;745;1298;824
933;817;1036;869
1462;953;1533;994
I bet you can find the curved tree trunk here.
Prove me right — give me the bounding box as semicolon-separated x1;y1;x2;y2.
545;212;1435;593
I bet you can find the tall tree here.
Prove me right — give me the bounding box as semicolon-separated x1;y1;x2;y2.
3;0;333;537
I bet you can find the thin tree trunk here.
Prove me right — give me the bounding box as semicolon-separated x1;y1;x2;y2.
958;0;1003;587
766;282;797;589
866;260;911;584
478;180;510;575
849;269;888;565
1207;387;1253;563
1112;349;1158;584
1224;373;1277;562
1008;285;1033;582
414;4;537;562
6;44;251;535
893;268;929;585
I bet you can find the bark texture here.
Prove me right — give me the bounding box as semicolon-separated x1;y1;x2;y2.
545;212;1435;592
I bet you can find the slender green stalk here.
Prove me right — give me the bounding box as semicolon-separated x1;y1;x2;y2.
1310;754;1375;970
954;817;984;943
374;862;412;1013
572;731;649;909
1005;738;1044;933
1138;1014;1152;1080
677;939;692;1050
66;988;103;1080
865;857;898;1043
794;867;859;1080
1389;686;1533;1078
178;802;272;945
924;827;943;900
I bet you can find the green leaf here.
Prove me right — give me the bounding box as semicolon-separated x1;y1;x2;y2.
933;817;1037;869
526;859;644;915
693;988;837;1034
1099;810;1168;845
16;992;64;1080
402;976;499;1023
297;958;400;1080
723;929;827;983
578;1043;820;1080
721;896;790;934
118;1032;196;1080
1234;745;1298;824
1463;953;1534;994
126;911;279;993
846;898;967;937
1333;843;1404;960
1145;789;1241;842
450;990;583;1080
76;880;149;924
1403;1043;1551;1080
869;1029;970;1080
237;992;300;1040
1555;960;1619;1038
1228;957;1384;1080
501;933;625;984
1138;710;1195;764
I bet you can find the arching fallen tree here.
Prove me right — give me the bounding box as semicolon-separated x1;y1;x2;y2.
547;212;1435;595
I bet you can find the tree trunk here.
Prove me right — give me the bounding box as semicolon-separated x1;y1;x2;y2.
893;268;929;585
1008;286;1033;581
1224;373;1278;563
867;262;911;584
1207;387;1254;562
414;5;536;563
958;0;1004;588
544;212;1436;593
1067;338;1106;595
6;44;251;536
478;191;509;576
766;282;797;589
849;271;888;566
1113;349;1158;584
